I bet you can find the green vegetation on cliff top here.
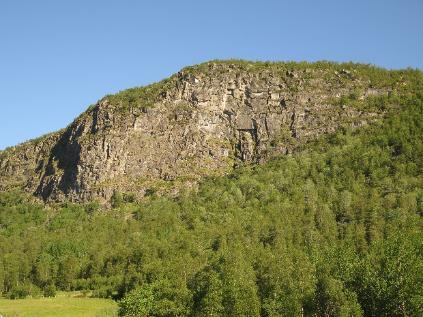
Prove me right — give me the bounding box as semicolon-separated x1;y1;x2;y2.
102;60;423;113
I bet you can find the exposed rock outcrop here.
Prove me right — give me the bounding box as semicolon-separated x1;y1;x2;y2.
0;61;388;204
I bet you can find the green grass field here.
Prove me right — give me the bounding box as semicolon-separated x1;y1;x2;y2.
0;292;118;317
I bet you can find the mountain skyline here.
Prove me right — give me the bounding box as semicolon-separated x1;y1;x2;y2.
1;0;422;150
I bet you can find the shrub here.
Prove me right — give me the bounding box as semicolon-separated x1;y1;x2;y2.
8;285;30;299
43;284;56;297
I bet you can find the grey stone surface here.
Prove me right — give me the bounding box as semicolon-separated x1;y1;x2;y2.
0;62;382;204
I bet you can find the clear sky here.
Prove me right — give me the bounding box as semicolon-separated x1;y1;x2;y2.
0;0;422;150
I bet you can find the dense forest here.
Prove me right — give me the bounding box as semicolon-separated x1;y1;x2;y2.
1;76;422;316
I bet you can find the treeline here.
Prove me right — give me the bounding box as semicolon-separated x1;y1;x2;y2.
0;95;422;316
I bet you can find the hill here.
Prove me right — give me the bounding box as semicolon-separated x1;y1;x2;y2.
2;60;421;204
0;61;422;316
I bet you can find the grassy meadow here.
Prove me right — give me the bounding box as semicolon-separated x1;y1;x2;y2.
0;292;117;317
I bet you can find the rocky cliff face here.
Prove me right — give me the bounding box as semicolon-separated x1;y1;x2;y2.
0;61;389;204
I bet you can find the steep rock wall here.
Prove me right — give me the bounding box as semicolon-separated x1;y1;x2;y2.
0;62;385;203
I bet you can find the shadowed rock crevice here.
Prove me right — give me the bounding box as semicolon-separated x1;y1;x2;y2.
36;123;83;201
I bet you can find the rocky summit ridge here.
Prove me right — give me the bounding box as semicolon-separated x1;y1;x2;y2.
0;60;412;204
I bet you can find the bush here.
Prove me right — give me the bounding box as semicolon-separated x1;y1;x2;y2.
119;285;154;317
43;284;56;297
92;286;114;299
8;285;31;299
111;190;123;208
119;280;192;317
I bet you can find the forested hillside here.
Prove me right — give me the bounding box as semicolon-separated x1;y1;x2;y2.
0;87;422;316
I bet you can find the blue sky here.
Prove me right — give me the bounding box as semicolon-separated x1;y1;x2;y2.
0;0;422;150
